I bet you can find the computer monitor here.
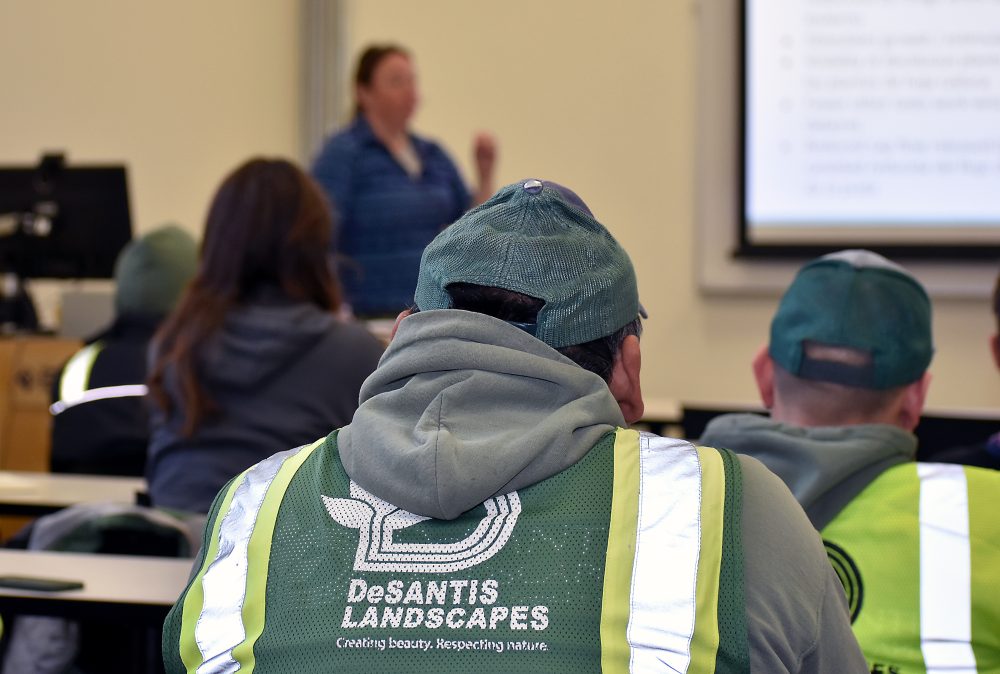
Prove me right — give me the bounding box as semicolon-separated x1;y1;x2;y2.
0;154;132;279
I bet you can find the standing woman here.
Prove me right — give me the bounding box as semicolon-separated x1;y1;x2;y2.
311;43;497;317
146;158;385;514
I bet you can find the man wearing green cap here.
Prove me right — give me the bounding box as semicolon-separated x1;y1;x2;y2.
49;224;198;476
162;181;864;673
700;250;1000;673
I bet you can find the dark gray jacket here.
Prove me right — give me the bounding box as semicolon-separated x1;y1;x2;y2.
147;291;384;513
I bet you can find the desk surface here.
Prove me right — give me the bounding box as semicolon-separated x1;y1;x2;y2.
641;397;682;423
0;549;191;622
0;471;146;516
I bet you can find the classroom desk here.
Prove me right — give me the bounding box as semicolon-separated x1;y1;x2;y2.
0;549;191;624
0;470;146;516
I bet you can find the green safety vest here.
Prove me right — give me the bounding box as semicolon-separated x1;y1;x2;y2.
163;428;749;674
822;462;1000;674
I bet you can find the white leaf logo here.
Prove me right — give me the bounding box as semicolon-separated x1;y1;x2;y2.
322;481;521;573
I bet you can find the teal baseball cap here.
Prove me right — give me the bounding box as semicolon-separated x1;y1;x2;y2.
769;250;933;389
114;224;198;317
414;179;642;349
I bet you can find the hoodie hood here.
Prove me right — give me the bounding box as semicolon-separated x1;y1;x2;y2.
201;289;336;389
700;413;916;529
338;309;625;520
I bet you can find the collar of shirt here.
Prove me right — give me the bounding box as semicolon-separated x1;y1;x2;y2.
350;115;430;158
349;114;379;146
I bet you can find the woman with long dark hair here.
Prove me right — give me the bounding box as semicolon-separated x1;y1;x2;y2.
146;158;384;513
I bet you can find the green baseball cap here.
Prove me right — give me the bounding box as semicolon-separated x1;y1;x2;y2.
414;179;641;348
114;224;198;317
769;250;933;389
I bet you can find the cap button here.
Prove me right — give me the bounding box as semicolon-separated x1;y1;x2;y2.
522;179;543;194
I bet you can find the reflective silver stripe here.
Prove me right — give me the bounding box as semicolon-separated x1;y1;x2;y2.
194;445;307;674
919;463;978;673
629;432;703;672
50;384;148;415
58;342;103;401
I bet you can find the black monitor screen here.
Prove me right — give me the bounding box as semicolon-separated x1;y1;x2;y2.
0;161;132;279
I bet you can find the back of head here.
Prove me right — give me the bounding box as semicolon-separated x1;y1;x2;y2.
149;157;340;436
198;157;340;309
113;224;197;318
414;179;643;380
769;250;933;425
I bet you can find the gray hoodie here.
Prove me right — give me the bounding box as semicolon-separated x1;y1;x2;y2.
147;289;384;513
700;413;916;529
339;309;625;520
339;310;867;673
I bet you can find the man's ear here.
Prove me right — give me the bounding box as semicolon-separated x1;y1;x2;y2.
609;335;643;425
990;334;1000;371
390;309;412;340
896;372;931;432
751;345;775;409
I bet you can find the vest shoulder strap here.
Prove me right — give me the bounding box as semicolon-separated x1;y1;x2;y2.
602;429;748;674
57;341;104;401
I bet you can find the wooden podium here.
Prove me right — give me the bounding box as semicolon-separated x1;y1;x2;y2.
0;335;81;539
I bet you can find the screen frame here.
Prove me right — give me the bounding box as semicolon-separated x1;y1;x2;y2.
736;0;1000;261
693;0;997;299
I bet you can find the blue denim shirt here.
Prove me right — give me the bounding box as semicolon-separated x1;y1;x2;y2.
311;116;470;316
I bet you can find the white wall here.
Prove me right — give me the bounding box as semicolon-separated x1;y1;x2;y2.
0;1;301;238
0;1;302;328
342;0;1000;413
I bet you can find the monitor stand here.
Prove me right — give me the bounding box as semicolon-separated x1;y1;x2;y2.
0;273;39;334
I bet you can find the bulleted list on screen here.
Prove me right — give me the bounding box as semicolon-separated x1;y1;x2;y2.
747;0;1000;228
